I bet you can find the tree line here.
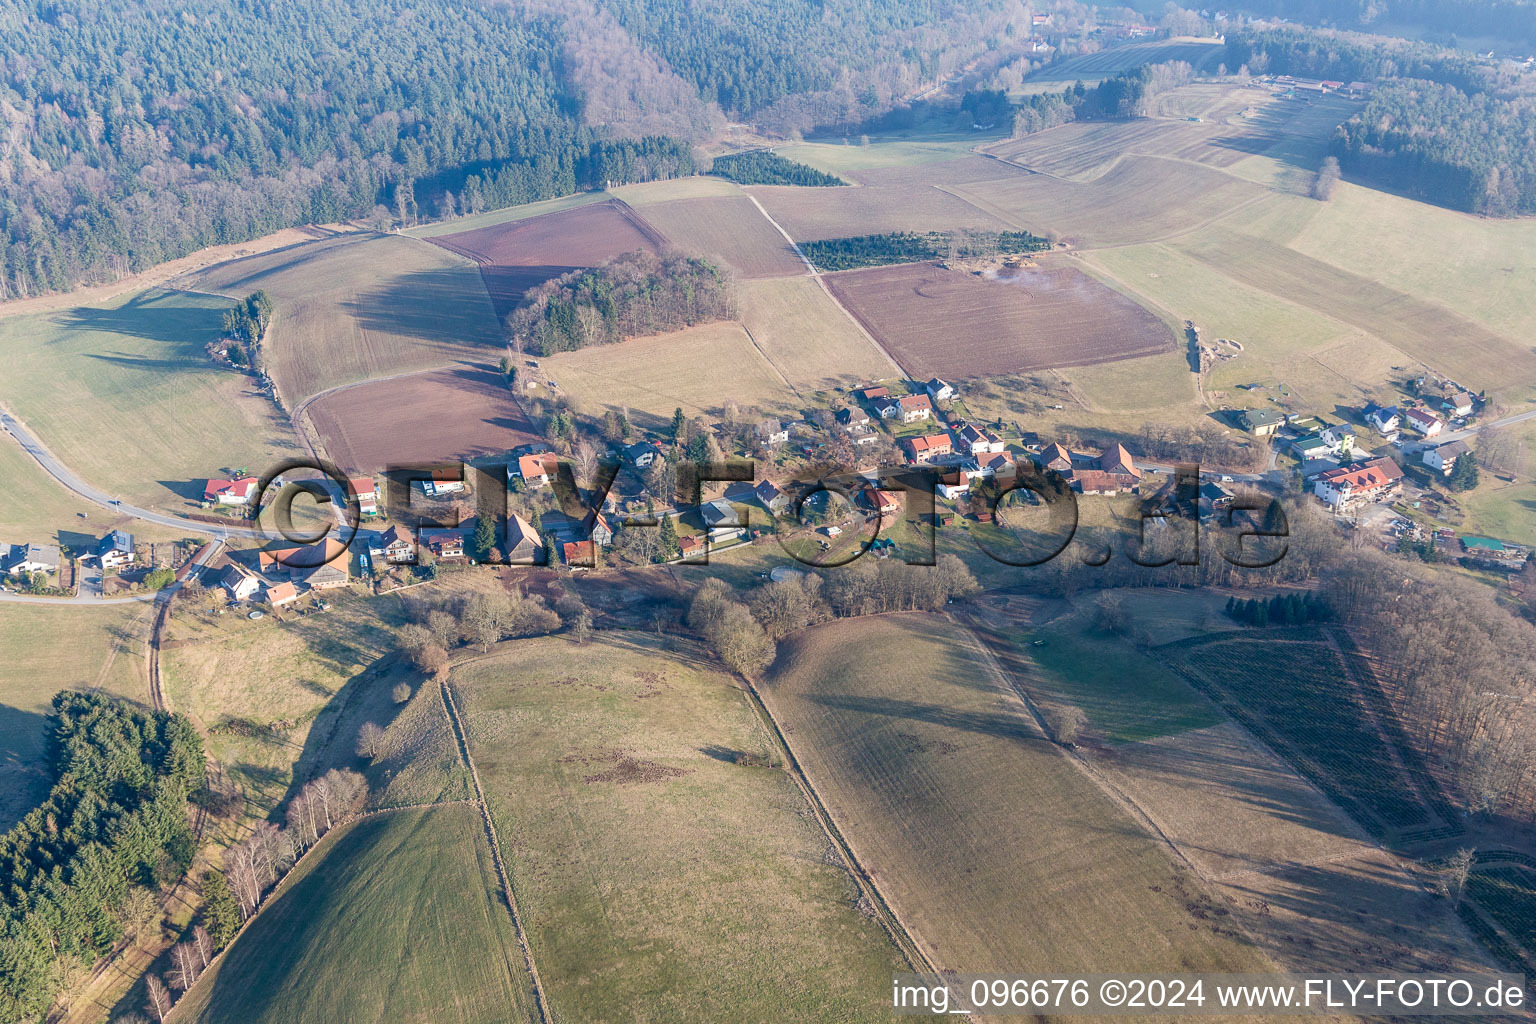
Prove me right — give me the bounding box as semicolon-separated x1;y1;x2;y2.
0;692;205;1023
1225;590;1335;626
1222;1;1536;50
506;250;736;355
707;151;843;187
1010;61;1197;137
800;230;1048;271
1222;26;1487;91
219;291;274;370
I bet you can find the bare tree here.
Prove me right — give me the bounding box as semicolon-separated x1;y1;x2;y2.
1051;706;1089;746
118;885;161;946
144;974;173;1022
169;941;202;991
356;721;386;760
192;924;215;968
392;681;412;704
286;792;318;851
1440;848;1476;907
425;609;459;648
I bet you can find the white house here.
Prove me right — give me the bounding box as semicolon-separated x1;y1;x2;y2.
1442;392;1475;418
1404;407;1444;437
97;530;136;569
419;470;465;497
204;477;259;505
925;378;956;403
4;543;60;576
1365;405;1401;434
347;477;379;516
756;419;789;445
897;395;934;423
958;424;1004;455
1313;457;1403;510
217;563;262;602
517;453;553;489
1422;439;1471;476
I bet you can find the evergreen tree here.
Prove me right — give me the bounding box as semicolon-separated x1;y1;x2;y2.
1448;452;1480;492
471;511;497;562
657;515;679;561
200;871;242;948
670;408;688;444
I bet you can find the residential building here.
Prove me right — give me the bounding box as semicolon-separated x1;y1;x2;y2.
857;386;890;403
259;538;350;577
204;476;259;505
1364;404;1401;434
419;469;465;497
976;452;1015;480
903;433;952;464
756;419;789;445
517;453;553;489
1404;407;1444;437
958;424;1004;455
1097;443;1142;482
937;471;970;500
850;427;880;446
346;476;378;516
420;528;467;560
701;499;740;530
506;513;542;564
563;540;596;565
1237;408;1284;436
265;581;300;607
837;407;870;430
1442;392;1476;418
1071;471;1129;496
3;543;60;576
1291;435;1333;461
1198;480;1236;520
897;394;933;423
584;511;615;547
377;525;415;563
925;378;956;403
678;535;707;560
1313;457;1403;510
97;530;135;569
1035;442;1072;473
217;563;262;602
1422;439;1471;476
623;441;661;469
862;488;902;515
754;480;791;515
873;397;902;419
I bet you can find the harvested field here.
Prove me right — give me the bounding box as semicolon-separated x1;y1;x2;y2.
634;195;804;278
454;633;907;1022
1023;38;1225;83
760;614;1277;978
426;199;664;319
944;156;1268;248
748;179;1012;239
536;321;796;427
185;233;502;403
610;176;743;205
823;261;1172;379
405;191;608;238
737;277;896;390
983;117;1256;181
304;366;540;474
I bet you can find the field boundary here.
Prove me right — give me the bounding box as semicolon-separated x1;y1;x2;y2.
734;671;940;984
437;679;552;1024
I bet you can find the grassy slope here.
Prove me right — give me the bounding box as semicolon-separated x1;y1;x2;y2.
185;233;503;403
760;613;1276;976
0;288;299;510
453;633;907;1024
405;191;610;237
176;804;539;1024
736;276;895;391
0;436;190;546
0;601;155;828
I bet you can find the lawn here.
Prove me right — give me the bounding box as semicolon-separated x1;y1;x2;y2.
175;804;539;1024
404;190;609;237
0;288;301;510
185;233;503;404
1463;478;1536;545
759;613;1278;976
0;435;191;547
0;601;156;830
452;632;909;1023
775;137;991;176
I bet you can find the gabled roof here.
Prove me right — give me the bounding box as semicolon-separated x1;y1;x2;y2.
755;480;785;503
204;477;259;501
898;394;933;411
259;538;348;571
518;453;552;479
904;434;951;454
1099;443;1141;479
1316;457;1402;492
98;529;134;555
346;476;376;498
562;540;595;563
379;524;412;549
858;386;890;401
265;581;298;604
1405;407;1443;428
1428;439;1471;459
701;499;739;527
1238;407;1284;427
506;513;541;553
1039;442;1071;466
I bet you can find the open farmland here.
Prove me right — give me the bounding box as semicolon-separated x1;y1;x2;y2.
632;195;804;278
426;199;665;319
824;261;1172;380
0;435;189;546
303;366;539;474
983;115;1259;182
0;602;154;831
176;804;539;1024
184;233;502;403
945;157;1268;249
760;613;1279;980
536;321;797;427
0;288;299;510
1020;37;1225;84
452;633;908;1022
748;177;1012;239
736;276;896;390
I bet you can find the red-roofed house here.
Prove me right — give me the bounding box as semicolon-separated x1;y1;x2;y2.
1313;457;1403;510
265;581;299;608
1098;443;1142;480
858;386;891;403
346;476;378;515
518;453;554;489
1404;407;1444;438
903;433;953;464
862;488;903;515
204;477;259;505
562;540;596;566
1072;470;1130;496
678;535;706;560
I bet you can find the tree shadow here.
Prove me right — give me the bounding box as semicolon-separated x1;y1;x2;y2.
0;705;55;834
341;266;505;348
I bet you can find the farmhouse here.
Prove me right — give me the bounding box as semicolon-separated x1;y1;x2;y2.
1313;457;1403;511
204;476;259;505
756;419;790;446
420;528;468;561
1404;407;1444;437
300;563;351;590
623;441;661;469
862;488;902;515
1035;442;1073;473
265;581;299;607
378;525;416;563
216;563;262;602
958;424;1004;455
755;480;791;515
96;530;135;569
1422;439;1471;476
904;433;953;464
1442;391;1476;417
1098;443;1141;482
1237;408;1283;437
259;538;349;578
897;395;934;423
925;378;956;402
346;476;378;516
3;543;60;576
517;453;554;489
419;469;465;498
836;407;870;430
506;513;543;564
1071;471;1129;496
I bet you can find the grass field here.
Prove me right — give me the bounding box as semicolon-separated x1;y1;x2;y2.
162;586;413;816
185;233;503;404
405;191;609;238
775;138;995;176
0;602;155;829
760;613;1278;977
452;633;909;1022
0;436;191;547
749;177;1012;240
0;289;300;510
175;804;539;1024
824;261;1173;380
536;321;797;429
611;175;748;205
736;277;896;391
634;195;805;278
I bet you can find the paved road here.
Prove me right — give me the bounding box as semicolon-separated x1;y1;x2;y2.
1399;406;1536;456
1;406;264;540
